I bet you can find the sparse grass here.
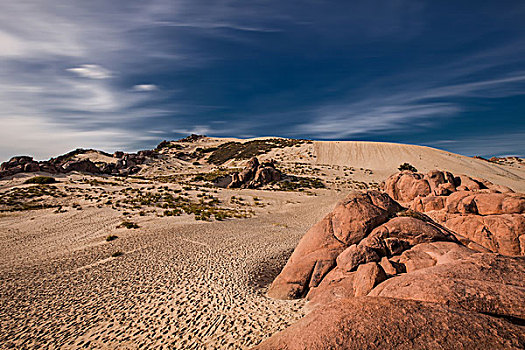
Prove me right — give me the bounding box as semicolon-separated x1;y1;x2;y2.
80;178;119;186
277;177;325;191
191;168;241;183
24;176;56;184
164;209;182;216
156;140;184;150
0;185;65;212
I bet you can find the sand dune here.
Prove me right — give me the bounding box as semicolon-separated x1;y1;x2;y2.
313;141;525;191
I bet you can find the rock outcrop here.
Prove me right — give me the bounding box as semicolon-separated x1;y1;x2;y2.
384;170;515;203
0;156;40;177
260;170;525;349
227;157;282;189
370;253;525;320
266;190;402;299
383;169;525;255
0;148;158;178
61;159;100;173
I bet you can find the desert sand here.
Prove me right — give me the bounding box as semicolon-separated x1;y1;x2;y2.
0;137;523;349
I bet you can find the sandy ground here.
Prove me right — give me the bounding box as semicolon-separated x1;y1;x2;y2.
0;189;338;349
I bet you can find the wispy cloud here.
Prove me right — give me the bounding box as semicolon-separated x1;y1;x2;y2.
299;103;460;138
430;132;525;157
133;84;158;92
66;65;112;79
0;115;158;161
171;125;212;136
296;46;525;139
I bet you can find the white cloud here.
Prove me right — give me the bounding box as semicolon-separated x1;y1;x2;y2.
66;64;112;79
171;125;212;135
133;84;158;92
297;103;460;139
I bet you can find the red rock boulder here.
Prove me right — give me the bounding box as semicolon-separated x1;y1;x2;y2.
254;297;525;350
437;213;525;256
383;171;431;202
266;191;402;299
370;253;525;320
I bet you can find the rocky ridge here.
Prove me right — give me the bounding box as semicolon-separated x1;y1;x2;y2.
0;148;157;178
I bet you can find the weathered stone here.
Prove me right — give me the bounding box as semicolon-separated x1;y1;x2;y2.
267;191;401;299
411;195;446;212
370;253;525;320
61;159;100;173
254;297;525;350
330;191;402;244
384;171;431;202
353;262;386;297
227;157;282;189
439;213;525;255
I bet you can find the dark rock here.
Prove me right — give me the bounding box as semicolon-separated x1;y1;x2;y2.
227;157;282;189
23;162;40;172
61;159;100;173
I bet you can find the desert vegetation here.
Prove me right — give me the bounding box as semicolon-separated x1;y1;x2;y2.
398;162;418;172
0;185;65;211
207;138;308;164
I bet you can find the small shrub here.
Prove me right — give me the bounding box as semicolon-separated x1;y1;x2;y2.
24;176;56;184
193;161;200;166
106;235;118;242
118;221;139;229
111;251;124;257
163;209;182;216
398;163;418;172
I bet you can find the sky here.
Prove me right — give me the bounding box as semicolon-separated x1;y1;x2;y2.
0;0;524;161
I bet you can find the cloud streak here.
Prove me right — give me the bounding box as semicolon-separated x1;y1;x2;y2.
133;84;158;92
295;46;525;139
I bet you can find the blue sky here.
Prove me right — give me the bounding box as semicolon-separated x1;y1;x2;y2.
0;0;524;161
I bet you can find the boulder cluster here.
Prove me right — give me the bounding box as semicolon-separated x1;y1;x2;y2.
0;149;157;178
227;157;281;189
258;170;525;349
385;170;524;256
